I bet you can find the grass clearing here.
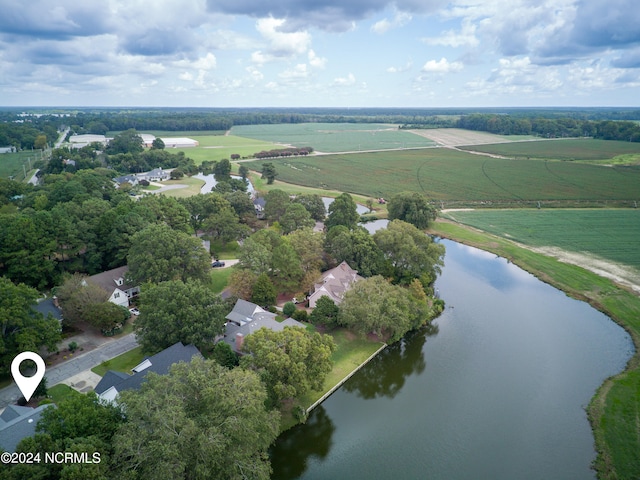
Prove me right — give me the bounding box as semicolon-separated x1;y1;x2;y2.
0;150;44;180
427;219;640;480
210;266;234;293
91;346;145;377
152;176;205;198
232;123;437;153
46;383;77;404
166;134;281;164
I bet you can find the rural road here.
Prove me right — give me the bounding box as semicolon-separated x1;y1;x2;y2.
0;333;139;409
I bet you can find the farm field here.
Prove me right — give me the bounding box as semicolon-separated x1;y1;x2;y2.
231;123;437;152
458;138;640;161
409;127;535;146
442;209;640;274
244;147;640;204
0;150;44;180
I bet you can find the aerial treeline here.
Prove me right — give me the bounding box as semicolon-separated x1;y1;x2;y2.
457;113;640;141
0;120;59;149
0;170;252;289
253;146;314;159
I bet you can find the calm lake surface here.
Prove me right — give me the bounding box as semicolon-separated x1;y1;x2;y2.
270;239;633;480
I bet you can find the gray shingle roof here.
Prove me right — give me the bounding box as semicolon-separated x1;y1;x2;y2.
0;404;56;453
96;342;202;397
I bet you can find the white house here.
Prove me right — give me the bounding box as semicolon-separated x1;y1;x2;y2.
136;168;170;182
85;266;140;308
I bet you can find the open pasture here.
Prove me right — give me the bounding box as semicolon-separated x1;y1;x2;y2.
245;148;640;203
230;123;437;153
458;138;640;161
442;209;640;272
0;150;42;180
163;134;281;164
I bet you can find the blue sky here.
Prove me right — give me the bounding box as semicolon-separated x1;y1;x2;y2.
1;0;639;107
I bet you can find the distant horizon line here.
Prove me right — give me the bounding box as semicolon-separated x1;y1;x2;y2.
2;105;640;110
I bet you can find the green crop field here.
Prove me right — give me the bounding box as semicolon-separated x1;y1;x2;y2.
231;123;437;152
244;148;640;204
459;138;640;161
443;209;640;270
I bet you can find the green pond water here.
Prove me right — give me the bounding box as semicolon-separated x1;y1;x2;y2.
270;239;633;480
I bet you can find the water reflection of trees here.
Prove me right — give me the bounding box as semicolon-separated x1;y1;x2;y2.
269;406;335;480
342;325;436;399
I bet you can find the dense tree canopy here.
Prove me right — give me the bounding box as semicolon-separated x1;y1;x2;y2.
106;129;144;155
292;193;326;221
325;193;359;230
387;192;437;229
113;357;280;480
241;326;336;405
338;275;434;342
127;223;210;284
373;220;445;286
280;203;315;234
136;279;229;353
0;277;61;375
325;226;384;277
6;391;124;480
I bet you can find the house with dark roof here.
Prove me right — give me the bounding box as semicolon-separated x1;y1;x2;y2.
0;404;55;453
34;298;63;323
308;261;363;308
223;299;305;353
95;342;202;402
113;174;139;187
85;266;140;308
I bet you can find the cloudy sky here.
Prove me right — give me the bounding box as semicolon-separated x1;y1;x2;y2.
1;0;639;107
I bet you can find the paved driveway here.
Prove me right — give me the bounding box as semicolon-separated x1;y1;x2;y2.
0;333;139;409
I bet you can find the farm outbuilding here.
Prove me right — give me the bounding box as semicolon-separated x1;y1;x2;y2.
160;137;199;148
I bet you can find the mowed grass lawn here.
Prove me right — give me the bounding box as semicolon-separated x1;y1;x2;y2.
244;146;640;202
153;176;205;198
91;346;145;377
166;134;281;164
444;209;640;271
231;123;437;153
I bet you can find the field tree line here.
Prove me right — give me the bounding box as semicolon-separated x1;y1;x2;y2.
3;108;640;152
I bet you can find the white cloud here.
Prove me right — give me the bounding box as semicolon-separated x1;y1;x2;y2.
256;17;311;57
421;58;463;73
422;19;478;48
308;50;327;69
333;73;356;86
387;61;413;73
279;63;310;79
371;11;412;34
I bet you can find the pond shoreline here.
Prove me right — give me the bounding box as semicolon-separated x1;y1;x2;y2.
427;219;640;479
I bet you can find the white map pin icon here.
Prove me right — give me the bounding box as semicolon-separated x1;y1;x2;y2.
11;352;46;402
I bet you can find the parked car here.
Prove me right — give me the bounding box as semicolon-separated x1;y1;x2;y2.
129;307;140;316
211;261;226;268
